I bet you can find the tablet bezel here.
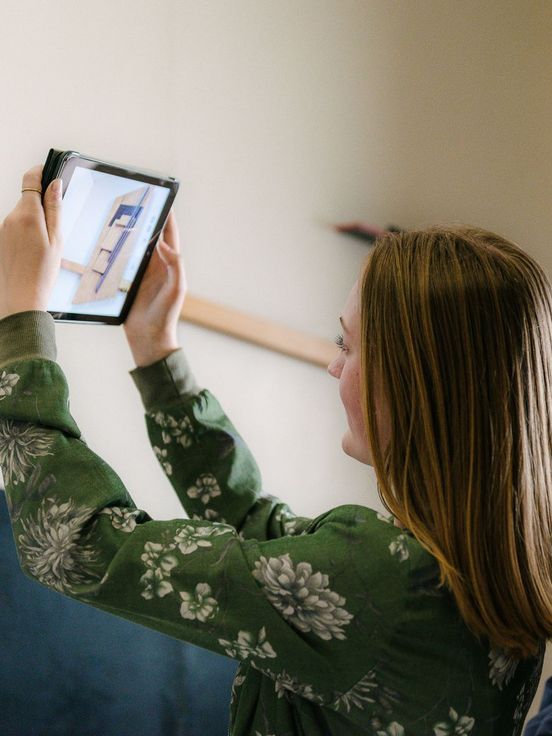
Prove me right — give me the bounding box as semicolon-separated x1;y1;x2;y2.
45;151;179;325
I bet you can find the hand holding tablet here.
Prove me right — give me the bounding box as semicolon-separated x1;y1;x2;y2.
0;165;63;320
41;148;180;324
123;209;188;367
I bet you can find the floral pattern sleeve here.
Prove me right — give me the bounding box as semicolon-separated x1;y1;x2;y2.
0;319;387;707
128;348;313;541
0;312;543;736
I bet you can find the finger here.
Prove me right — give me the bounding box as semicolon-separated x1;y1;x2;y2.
43;178;63;245
158;241;185;286
20;165;45;210
167;255;187;296
161;210;180;253
156;239;170;266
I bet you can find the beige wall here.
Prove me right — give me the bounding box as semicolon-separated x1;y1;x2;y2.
0;0;550;724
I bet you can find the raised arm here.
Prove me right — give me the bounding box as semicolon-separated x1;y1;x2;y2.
0;165;414;733
127;346;311;539
120;200;309;538
0;311;405;714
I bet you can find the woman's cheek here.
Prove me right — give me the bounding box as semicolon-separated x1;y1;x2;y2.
340;362;363;428
339;361;372;464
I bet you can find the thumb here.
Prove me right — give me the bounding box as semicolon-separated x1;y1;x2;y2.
43;178;63;244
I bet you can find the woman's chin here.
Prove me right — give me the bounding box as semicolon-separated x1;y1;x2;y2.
341;430;372;465
341;429;351;453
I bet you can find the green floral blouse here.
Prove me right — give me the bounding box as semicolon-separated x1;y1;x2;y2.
0;311;544;736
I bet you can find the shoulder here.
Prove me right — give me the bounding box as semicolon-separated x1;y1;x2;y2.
244;503;441;612
307;503;441;588
309;503;421;549
309;503;399;529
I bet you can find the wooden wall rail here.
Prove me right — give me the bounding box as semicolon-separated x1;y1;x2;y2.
181;294;337;369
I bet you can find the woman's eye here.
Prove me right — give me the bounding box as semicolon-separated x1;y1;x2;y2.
334;333;347;352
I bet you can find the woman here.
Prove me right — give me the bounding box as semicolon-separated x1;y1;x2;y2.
0;165;550;735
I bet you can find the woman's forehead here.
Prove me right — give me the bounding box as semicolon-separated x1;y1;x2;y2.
340;281;360;332
344;281;359;312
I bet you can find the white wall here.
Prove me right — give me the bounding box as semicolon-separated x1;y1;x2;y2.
0;0;550;723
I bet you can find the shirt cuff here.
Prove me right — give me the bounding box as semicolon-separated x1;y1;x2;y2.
0;310;57;368
129;348;202;412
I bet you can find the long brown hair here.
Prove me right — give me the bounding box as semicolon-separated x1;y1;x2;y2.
359;225;552;658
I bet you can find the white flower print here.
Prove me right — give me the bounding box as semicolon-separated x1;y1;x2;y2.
334;672;402;717
275;508;306;537
140;541;178;600
4;464;56;524
100;506;140;533
192;509;227;524
267;669;324;704
173;523;232;555
180;582;219;622
374;723;405;736
140;568;174;600
252;553;353;640
513;683;526;728
186;473;221;505
0;420;54;486
376;512;394;525
150;411;164;426
389;534;409;562
433;707;475;735
283;519;300;536
232;672;246;689
218;626;277;660
333;672;379;712
149;411;194;448
0;370;19;400
231;669;247;705
488;646;519;690
153;446;172;476
17;496;99;593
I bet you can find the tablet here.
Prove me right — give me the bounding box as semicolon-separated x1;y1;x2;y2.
41;149;180;324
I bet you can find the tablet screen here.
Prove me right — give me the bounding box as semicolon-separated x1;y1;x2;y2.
47;164;172;321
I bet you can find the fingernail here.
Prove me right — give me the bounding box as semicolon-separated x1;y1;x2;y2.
52;179;62;198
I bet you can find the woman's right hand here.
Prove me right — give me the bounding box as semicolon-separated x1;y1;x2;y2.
123;210;187;367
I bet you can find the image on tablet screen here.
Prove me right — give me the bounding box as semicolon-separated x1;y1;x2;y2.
48;166;170;317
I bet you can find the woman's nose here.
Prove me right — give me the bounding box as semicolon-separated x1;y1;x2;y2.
327;357;341;378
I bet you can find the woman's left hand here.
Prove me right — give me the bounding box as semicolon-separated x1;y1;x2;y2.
0;164;63;320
